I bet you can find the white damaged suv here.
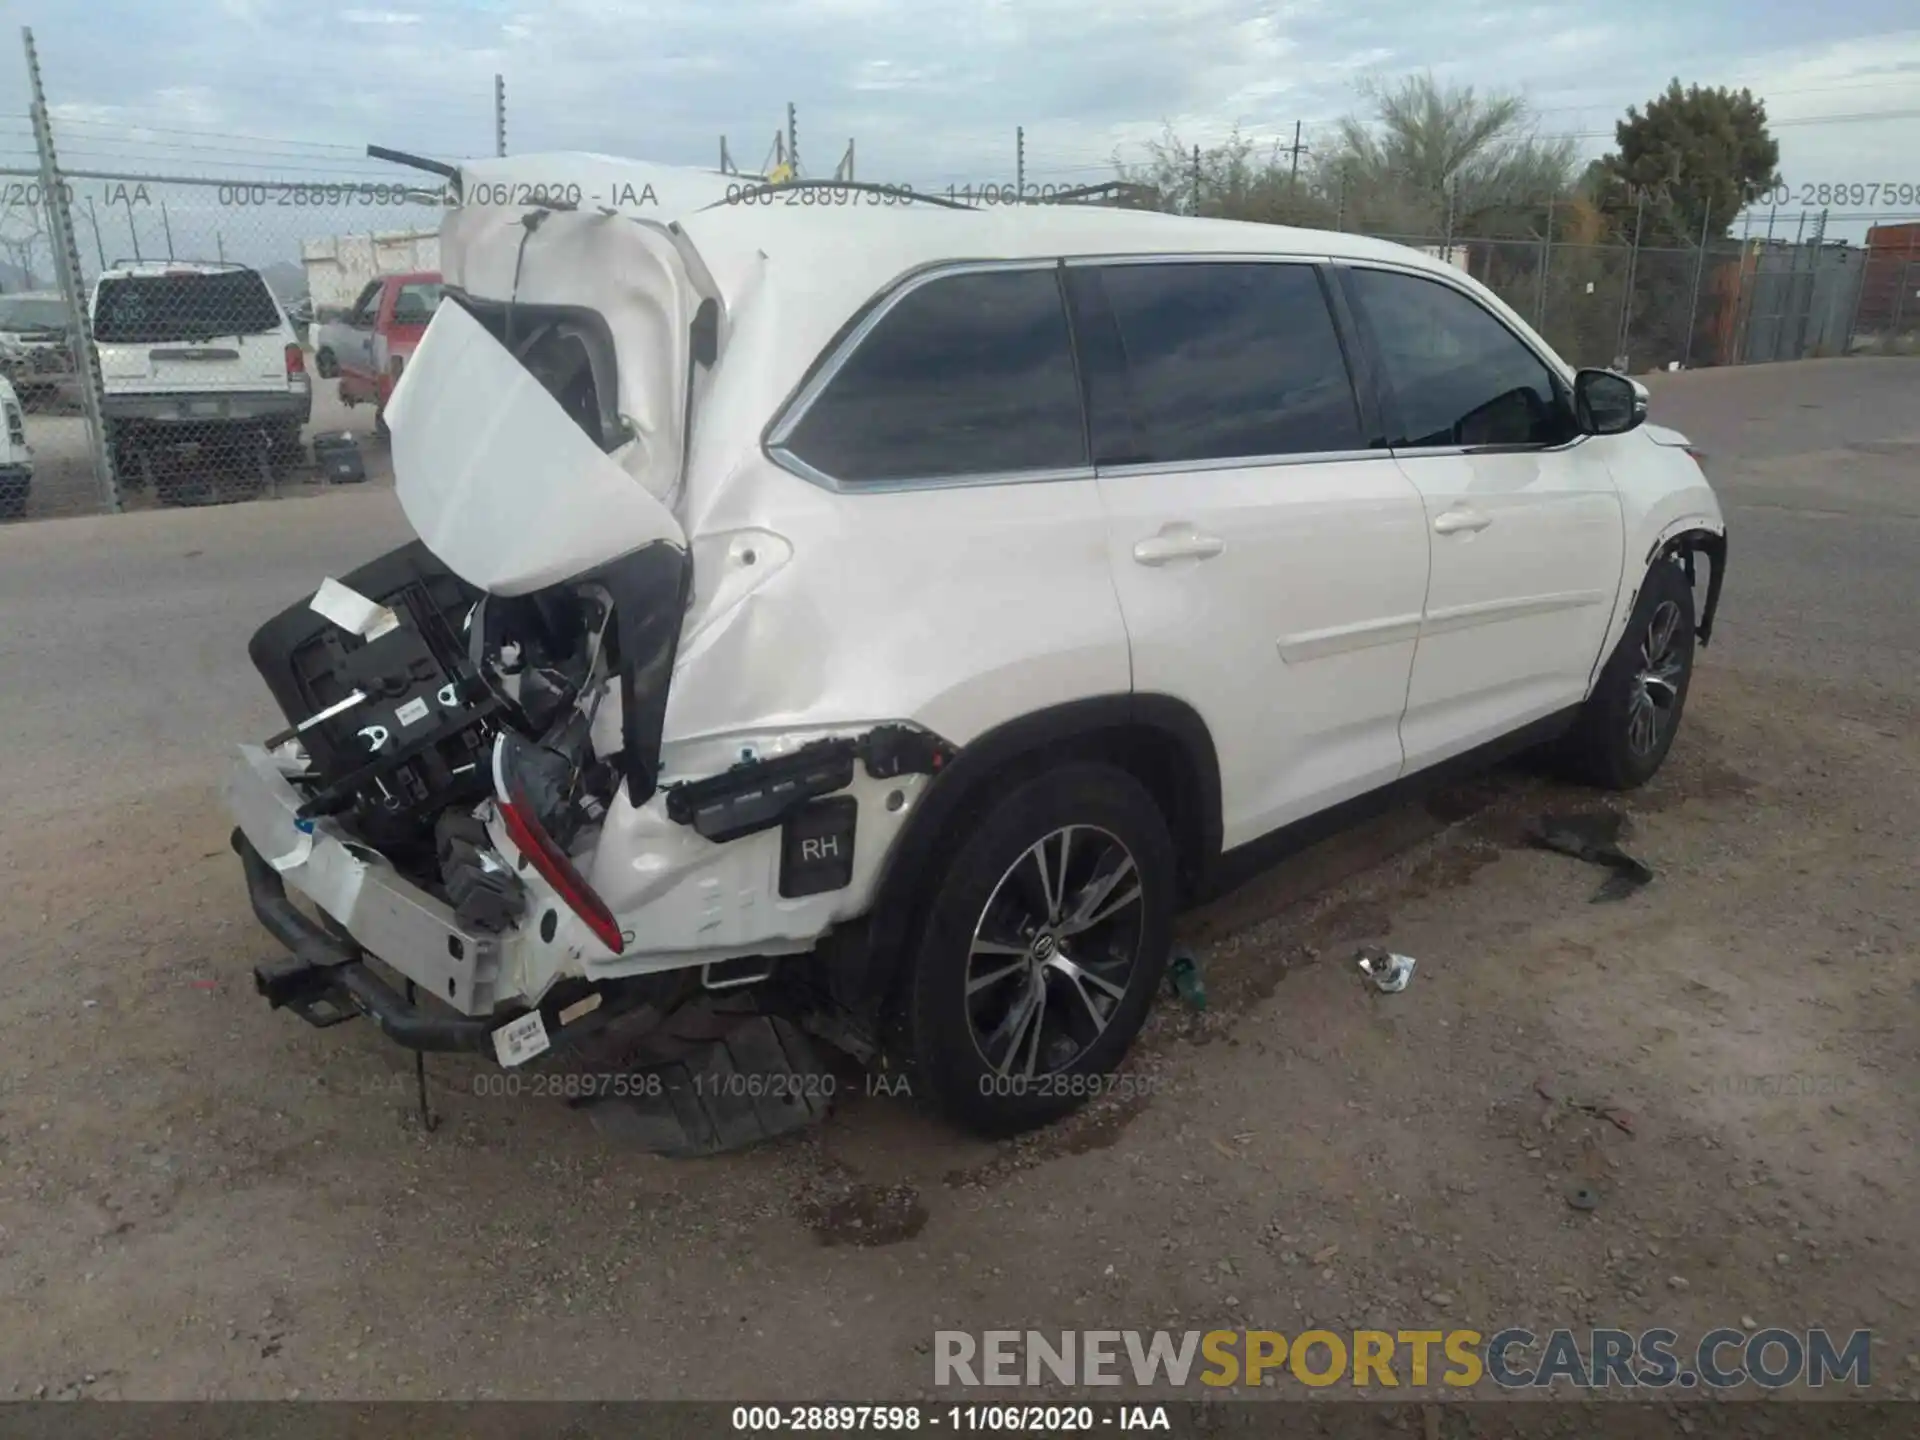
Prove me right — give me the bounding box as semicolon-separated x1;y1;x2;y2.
226;167;1726;1138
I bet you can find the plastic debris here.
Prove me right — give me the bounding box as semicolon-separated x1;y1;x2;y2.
1167;951;1207;1011
1355;947;1417;993
1526;811;1655;902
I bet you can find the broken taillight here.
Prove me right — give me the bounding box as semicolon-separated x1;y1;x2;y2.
491;733;624;955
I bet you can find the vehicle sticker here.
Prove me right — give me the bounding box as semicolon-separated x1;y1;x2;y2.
309;576;401;641
492;1010;551;1067
394;696;431;727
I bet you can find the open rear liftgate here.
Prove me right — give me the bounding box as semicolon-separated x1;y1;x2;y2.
235;543;940;1154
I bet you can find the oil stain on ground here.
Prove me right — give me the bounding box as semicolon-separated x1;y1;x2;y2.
796;1181;929;1247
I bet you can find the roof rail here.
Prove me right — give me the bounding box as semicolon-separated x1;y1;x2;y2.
697;178;977;212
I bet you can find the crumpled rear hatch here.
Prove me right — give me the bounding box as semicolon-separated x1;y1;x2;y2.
387;205;703;593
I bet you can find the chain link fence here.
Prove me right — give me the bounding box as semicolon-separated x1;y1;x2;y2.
2;167;447;520
3;116;1916;525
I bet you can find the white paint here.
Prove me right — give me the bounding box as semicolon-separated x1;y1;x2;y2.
1100;455;1429;849
0;377;31;473
388;298;686;596
88;260;308;409
259;170;1726;1013
394;696;431;727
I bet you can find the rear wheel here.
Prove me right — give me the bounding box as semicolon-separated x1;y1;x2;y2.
1562;556;1696;789
0;473;27;520
315;348;337;379
895;762;1176;1136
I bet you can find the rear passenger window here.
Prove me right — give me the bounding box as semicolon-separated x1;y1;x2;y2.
1090;262;1364;464
781;267;1086;485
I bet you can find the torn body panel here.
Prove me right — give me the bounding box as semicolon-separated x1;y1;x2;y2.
1584;423;1727;689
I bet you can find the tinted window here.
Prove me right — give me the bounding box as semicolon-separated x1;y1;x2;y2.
93;270;282;345
1345;268;1568;448
782;267;1086;484
1093;262;1363;463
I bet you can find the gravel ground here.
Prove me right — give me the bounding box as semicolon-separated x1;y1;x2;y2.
14;370;388;522
0;358;1914;1405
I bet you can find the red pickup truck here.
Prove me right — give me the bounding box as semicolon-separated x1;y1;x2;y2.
314;272;441;435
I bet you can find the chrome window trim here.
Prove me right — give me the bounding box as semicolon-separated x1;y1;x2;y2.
1062;251;1337;268
1389;435;1593;460
768;444;1095;494
1097;448;1383;480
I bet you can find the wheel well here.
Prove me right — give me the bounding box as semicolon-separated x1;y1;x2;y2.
852;697;1221;1012
1651;527;1728;646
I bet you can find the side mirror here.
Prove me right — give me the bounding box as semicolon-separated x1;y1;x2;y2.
1574;368;1646;436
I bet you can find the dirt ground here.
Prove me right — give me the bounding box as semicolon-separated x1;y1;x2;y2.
0;359;1914;1405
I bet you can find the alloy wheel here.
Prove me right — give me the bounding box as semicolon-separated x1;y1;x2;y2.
964;824;1146;1079
1626;599;1685;757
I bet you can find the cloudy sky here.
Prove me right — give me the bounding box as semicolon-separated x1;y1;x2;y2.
3;0;1917;249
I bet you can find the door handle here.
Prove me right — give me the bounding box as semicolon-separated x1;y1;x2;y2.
1132;529;1225;566
1433;508;1494;536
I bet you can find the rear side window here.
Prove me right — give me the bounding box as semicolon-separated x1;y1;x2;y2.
780;267;1086;485
1086;262;1364;464
1342;267;1568;448
93;270;283;345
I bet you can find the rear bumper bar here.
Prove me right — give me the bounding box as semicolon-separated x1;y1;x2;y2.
234;827;499;1052
102;388;312;425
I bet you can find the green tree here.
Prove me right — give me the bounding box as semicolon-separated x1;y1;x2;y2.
1599;81;1780;242
1115;124;1335;227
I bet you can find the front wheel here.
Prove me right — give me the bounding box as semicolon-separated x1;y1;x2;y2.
896;762;1176;1136
1562;555;1697;789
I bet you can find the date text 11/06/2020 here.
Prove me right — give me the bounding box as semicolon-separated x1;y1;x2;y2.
442;180;1110;210
465;1070;1176;1102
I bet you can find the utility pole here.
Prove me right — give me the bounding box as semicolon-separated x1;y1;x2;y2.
82;196;106;270
23;25;120;512
121;190;141;261
1615;189;1646;368
787;102;798;179
1191;143;1202;216
1682;200;1712;369
1534;195;1555;329
720;136;731;173
215;229;225;263
1286;119;1304;193
494;74;506;157
1016;126;1025;198
160;198;175;259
